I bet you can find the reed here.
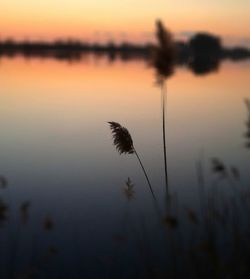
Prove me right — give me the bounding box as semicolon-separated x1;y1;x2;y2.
153;20;176;81
152;20;177;196
244;98;250;148
108;121;156;199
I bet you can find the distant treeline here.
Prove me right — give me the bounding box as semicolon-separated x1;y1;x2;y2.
0;34;250;62
0;40;152;61
0;33;249;74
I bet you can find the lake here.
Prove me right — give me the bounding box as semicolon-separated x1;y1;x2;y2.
0;56;250;278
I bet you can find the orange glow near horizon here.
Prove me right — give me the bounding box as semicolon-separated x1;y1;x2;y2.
1;56;249;98
0;57;249;149
1;1;250;46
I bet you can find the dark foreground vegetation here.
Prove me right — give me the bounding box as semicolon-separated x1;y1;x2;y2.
107;21;250;279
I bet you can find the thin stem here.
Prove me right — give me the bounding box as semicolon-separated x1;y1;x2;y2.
134;149;156;200
196;151;205;217
161;81;169;196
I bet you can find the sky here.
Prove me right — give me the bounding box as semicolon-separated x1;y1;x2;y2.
1;0;250;47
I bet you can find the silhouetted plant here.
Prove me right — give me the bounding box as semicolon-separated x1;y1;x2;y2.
124;177;135;200
163;215;178;229
108;122;134;154
0;199;8;226
44;216;54;231
230;166;240;180
186;208;199;225
20;201;31;225
108;121;155;199
244;99;250;148
0;175;8;189
153;20;176;81
211;158;227;177
152;20;177;197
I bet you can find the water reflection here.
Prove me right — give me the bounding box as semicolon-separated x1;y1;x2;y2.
0;56;249;278
0;48;231;76
188;56;220;75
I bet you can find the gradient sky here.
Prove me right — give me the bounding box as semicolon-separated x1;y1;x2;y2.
1;0;250;46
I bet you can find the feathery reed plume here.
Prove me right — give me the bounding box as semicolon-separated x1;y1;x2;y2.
153;20;176;81
124;177;135;200
108;122;134;154
108;122;155;199
211;158;225;173
211;158;227;177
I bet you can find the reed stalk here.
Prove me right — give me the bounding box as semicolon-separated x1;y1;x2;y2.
108;122;156;200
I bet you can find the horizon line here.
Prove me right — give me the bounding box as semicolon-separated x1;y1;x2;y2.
0;37;249;50
1;31;250;49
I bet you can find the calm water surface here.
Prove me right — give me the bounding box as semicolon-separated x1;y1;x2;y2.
0;56;250;277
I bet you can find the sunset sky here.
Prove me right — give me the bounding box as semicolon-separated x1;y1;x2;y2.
1;0;250;46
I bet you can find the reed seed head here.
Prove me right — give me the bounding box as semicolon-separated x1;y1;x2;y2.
211;158;226;176
153;20;177;80
108;122;134;154
124;177;135;200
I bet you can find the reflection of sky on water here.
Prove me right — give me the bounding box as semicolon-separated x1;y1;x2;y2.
0;57;250;277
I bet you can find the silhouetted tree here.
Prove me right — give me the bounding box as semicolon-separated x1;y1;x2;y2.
188;33;221;75
189;33;222;57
